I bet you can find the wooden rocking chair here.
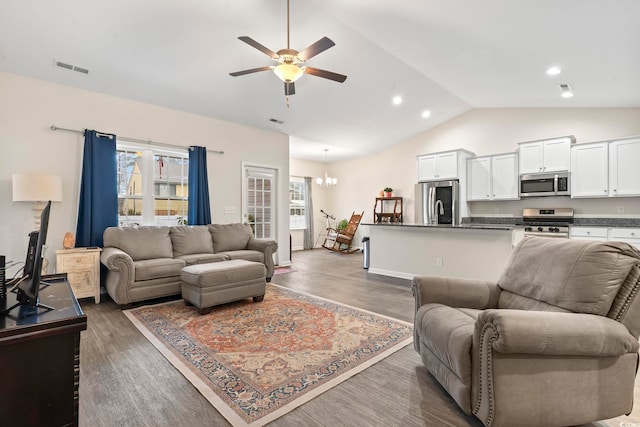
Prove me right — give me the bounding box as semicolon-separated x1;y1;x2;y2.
322;211;364;253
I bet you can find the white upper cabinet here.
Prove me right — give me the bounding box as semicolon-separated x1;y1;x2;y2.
609;137;640;197
417;150;473;181
518;136;574;174
467;157;491;200
571;137;640;198
571;142;609;198
467;153;519;201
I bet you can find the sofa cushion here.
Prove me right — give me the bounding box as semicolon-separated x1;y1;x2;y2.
220;250;264;263
104;226;174;261
498;237;640;315
208;223;253;252
170;226;214;258
134;258;185;281
176;253;229;266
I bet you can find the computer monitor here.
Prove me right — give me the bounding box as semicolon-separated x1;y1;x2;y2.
2;201;54;314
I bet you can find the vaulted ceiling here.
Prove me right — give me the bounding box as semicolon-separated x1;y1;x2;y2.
1;0;638;161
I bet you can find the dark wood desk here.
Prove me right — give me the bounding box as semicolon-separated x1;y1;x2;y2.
0;276;87;427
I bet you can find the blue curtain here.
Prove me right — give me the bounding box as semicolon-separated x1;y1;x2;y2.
76;130;118;248
188;146;211;225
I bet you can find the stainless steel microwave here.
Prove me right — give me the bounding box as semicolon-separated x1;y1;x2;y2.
520;172;570;197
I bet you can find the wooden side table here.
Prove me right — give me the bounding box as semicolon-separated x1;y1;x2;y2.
56;247;102;303
374;197;403;223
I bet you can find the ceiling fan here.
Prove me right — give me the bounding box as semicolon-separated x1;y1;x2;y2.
229;0;347;97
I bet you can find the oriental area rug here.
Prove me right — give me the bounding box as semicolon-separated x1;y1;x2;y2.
124;284;413;427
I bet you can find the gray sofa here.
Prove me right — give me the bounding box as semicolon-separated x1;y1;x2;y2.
413;237;640;427
101;223;278;305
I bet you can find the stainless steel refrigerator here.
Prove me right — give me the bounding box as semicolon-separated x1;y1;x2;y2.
415;180;460;225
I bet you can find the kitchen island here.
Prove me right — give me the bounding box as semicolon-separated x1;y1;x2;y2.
361;223;521;281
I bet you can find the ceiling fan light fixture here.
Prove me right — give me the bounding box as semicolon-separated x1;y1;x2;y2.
274;63;304;83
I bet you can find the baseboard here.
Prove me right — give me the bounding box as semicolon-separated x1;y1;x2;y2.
367;268;415;280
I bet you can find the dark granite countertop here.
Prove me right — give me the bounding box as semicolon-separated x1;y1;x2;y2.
363;222;516;231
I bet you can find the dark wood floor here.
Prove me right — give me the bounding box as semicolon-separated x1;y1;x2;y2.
79;249;639;427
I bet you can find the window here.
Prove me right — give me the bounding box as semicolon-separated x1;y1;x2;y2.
117;144;189;227
289;179;306;230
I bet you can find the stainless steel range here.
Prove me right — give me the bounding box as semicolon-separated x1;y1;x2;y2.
522;208;574;238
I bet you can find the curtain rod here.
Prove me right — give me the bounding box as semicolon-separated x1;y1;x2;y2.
50;125;224;155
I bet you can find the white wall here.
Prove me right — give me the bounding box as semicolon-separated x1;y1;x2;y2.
0;72;290;273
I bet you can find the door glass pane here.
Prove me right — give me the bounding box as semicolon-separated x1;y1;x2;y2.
246;173;274;240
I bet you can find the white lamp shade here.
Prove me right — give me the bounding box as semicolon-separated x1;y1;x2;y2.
12;173;63;202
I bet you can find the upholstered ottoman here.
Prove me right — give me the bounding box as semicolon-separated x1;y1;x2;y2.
180;260;266;314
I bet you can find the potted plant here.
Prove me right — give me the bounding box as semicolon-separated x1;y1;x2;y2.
383;187;393;197
337;218;348;231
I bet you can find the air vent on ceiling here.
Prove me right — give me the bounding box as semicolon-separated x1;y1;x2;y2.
559;83;571;91
269;118;284;125
55;60;90;75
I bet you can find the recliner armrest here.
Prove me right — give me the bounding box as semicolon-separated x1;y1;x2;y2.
412;276;500;311
476;309;640;357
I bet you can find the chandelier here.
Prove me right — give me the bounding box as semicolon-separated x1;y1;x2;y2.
316;149;337;188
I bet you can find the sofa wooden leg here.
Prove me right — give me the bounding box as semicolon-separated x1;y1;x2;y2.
253;295;264;302
266;277;272;282
199;307;212;315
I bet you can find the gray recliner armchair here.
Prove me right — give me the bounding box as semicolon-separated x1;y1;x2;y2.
413;237;640;427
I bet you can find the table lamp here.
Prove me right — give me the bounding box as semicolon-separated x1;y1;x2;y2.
12;173;63;230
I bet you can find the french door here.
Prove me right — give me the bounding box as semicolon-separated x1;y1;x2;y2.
242;165;277;240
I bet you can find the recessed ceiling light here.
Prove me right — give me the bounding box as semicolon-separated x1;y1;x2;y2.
421;110;431;118
561;91;574;98
392;95;402;105
546;66;562;76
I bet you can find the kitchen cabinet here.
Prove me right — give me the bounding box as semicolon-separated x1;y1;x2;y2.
417;149;474;182
571;142;609;198
571;137;640;199
518;136;574;174
467;153;519;201
609;228;640;249
609;137;640;197
571;227;640;249
570;227;608;241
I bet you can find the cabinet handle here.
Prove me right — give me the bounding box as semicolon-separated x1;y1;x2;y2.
632;232;636;236
587;231;591;235
604;190;607;193
613;189;617;192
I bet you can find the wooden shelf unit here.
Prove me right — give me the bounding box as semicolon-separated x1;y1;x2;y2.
374;197;403;223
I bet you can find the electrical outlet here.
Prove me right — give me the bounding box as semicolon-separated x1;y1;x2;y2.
494;208;500;214
224;206;236;214
435;257;443;267
617;206;625;214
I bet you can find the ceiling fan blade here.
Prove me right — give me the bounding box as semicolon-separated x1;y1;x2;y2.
238;36;279;59
297;37;335;61
305;67;347;83
284;82;296;96
229;66;272;77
